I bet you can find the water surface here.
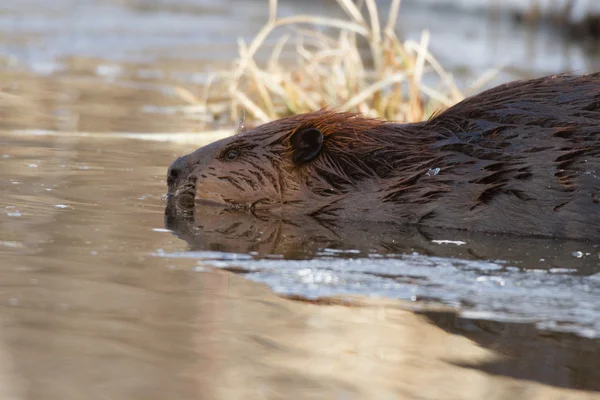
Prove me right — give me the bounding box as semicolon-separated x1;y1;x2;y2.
1;132;600;399
1;0;600;398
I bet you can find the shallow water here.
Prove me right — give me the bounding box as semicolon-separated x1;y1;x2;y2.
2;0;600;398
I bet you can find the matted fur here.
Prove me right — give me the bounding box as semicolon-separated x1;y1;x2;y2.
168;73;600;240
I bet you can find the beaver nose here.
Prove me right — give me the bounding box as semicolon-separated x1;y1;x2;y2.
167;157;185;190
168;166;179;183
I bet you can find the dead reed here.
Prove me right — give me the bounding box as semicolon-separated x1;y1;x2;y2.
177;0;499;125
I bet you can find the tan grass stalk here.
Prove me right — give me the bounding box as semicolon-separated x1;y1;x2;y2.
181;0;498;127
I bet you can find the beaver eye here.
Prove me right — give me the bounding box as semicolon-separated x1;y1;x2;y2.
224;149;239;160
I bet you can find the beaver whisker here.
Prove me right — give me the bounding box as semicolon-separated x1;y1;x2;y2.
174;183;196;197
169;182;197;211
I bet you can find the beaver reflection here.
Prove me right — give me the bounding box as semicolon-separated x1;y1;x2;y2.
163;198;428;258
165;203;600;392
164;200;599;274
168;74;600;240
420;310;600;392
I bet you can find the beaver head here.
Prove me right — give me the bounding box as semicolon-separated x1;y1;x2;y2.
167;109;443;220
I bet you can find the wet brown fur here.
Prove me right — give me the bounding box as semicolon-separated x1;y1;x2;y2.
168;73;600;240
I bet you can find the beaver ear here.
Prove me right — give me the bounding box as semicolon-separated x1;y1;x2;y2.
290;128;323;165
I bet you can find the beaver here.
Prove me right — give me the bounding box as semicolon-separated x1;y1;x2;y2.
167;73;600;240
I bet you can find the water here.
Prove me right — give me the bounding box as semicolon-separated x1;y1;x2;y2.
2;132;599;398
1;0;600;398
162;206;600;337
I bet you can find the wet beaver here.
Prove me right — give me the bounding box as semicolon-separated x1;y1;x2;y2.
167;73;600;240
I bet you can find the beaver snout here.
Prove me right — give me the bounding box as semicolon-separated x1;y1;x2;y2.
167;136;236;193
167;156;197;210
167;155;198;197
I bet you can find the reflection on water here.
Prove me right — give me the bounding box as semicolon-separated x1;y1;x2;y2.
163;198;600;334
165;202;600;271
421;310;600;391
162;205;600;391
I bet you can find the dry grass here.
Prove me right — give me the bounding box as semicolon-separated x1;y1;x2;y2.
178;0;500;125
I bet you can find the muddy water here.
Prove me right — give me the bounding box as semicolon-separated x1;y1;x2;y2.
1;0;600;399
